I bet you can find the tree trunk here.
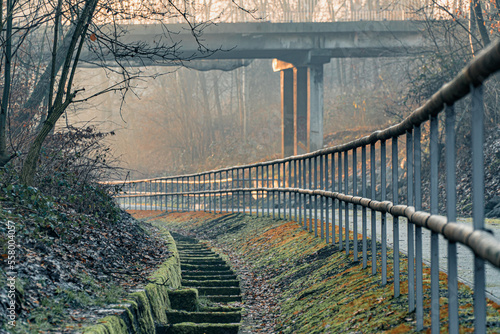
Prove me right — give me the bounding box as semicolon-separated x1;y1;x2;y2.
0;0;14;166
472;0;491;47
20;97;74;185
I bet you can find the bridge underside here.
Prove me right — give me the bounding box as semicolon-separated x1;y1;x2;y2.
83;21;436;157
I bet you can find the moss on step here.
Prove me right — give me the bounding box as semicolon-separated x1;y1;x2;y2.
168;288;199;311
165;322;240;334
165;310;241;324
182;279;239;287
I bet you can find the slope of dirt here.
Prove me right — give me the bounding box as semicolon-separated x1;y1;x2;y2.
143;211;500;334
0;189;171;333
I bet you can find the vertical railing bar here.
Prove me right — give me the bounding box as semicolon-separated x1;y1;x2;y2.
256;166;259;217
371;143;377;275
325;154;330;244
471;85;486;333
445;103;458;333
392;136;400;297
381;140;387;285
203;174;206;212
407;131;415;312
289;161;292;220
231;169;234;212
278;163;281;219
303;159;307;230
314;156;318;237
176;177;180;212
320;154;324;239
430;114;440;333
332;153;336;245
353;148;358;261
344;150;349;254
298;160;302;226
187;177;190;211
362;145;367;268
294;160;298;221
338;152;343;250
414;125;423;331
267;164;270;217
272;163;276;219
242;169;246;214
283;163;287;220
262;165;266;217
249;168;252;215
309;158;313;232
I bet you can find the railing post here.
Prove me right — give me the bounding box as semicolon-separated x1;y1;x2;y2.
208;173;212;212
176;178;180;212
294;160;298;220
298;160;302;226
302;159;307;230
414;125;423;331
325;154;330;244
235;169;238;213
430;114;440;333
249;168;253;215
288;161;292;220
370;143;377;275
362;146;367;268
406;131;415;312
471;85;486;333
231;169;235;213
338;151;343;250
381;140;387;285
331;152;336;245
314;155;318;236
344;150;349;255
353;148;358;261
392;136;400;298
256;166;259;217
319;154;324;239
267;164;270;216
272;164;275;219
279;163;283;219
445;104;458;333
308;158;313;232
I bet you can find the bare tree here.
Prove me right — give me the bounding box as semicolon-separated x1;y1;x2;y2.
0;0;232;185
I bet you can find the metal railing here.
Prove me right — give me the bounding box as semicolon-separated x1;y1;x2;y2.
106;41;500;332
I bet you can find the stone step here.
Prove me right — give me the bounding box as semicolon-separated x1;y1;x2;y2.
200;306;242;313
182;270;234;276
181;264;231;271
179;254;220;259
178;250;214;256
205;295;242;303
176;244;207;249
166;310;241;324
165;322;239;334
180;259;226;265
196;287;241;296
182;279;240;287
182;274;238;281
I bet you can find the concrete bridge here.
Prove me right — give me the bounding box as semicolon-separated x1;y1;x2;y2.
84;21;435;156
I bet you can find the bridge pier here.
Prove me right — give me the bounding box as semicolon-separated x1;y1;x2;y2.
275;60;325;157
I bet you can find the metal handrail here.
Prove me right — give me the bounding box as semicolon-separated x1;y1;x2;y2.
110;40;500;332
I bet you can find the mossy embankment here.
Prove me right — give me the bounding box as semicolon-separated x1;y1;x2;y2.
144;211;500;333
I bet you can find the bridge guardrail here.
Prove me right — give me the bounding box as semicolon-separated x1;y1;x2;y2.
106;40;500;332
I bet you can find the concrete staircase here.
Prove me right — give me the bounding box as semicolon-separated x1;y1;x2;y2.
166;232;242;334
